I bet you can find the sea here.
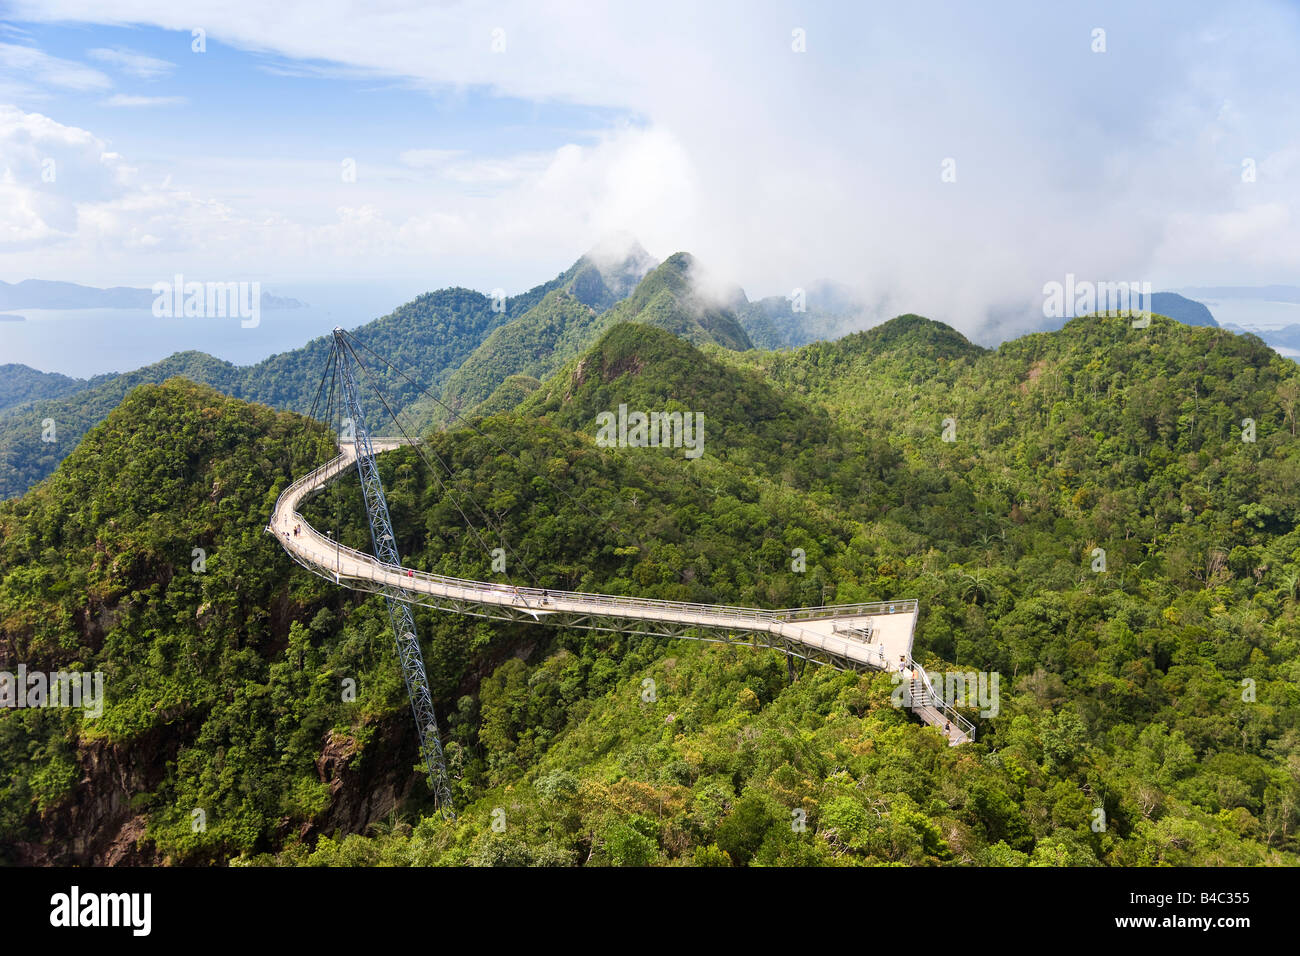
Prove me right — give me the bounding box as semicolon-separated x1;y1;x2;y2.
0;281;428;379
1196;297;1300;358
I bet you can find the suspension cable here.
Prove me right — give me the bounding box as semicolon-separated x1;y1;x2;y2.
338;335;541;586
338;329;637;548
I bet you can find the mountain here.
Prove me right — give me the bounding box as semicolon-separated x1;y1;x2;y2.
565;236;659;309
1149;292;1217;327
4;313;1298;867
431;289;604;420
597;252;753;352
427;248;756;424
1180;285;1300;303
424;242;657;421
520;321;880;489
0;364;88;412
485;239;657;319
0;279;305;310
736;280;865;350
0;252;648;500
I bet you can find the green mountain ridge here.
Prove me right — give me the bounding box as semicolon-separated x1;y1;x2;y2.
0;256;642;501
0;364;88;412
600;252;753;353
427;251;753;425
424;288;605;422
3;312;1298;866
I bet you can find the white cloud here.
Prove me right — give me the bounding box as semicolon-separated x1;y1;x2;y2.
0;104;688;286
397;149;465;168
87;46;175;79
0;105;127;247
103;93;185;107
1;1;1299;337
0;41;111;96
0;106;242;262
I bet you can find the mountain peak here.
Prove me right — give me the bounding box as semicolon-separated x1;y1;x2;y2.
573;236;658;304
581;234;656;272
603;252;753;351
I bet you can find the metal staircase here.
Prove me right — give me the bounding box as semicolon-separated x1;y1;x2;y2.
905;658;976;745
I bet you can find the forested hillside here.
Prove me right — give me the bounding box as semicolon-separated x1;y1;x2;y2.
596;252;753;353
0;365;88;412
0;281;560;500
2;312;1297;867
428;290;606;422
0;247;664;502
425;250;752;424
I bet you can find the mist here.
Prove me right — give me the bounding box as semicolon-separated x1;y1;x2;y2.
2;0;1298;345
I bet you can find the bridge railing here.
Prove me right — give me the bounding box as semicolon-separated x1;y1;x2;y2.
300;535;805;624
270;450;920;647
770;600;917;621
906;657;977;742
267;454;350;529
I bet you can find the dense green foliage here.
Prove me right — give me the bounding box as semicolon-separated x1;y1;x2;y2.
474;374;541;418
431;290;604;420
0;364;87;412
2;304;1298;868
597;253;754;353
0;288;515;500
423;251;752;426
0;380;350;859
736;297;852;350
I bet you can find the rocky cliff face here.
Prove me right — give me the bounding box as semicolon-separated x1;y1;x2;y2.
12;717;197;865
14;712;424;865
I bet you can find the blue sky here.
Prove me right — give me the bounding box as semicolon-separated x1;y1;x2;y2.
12;19;628;166
0;0;1298;362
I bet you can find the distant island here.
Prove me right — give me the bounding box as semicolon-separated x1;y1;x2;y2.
1148;291;1217;327
0;313;25;322
1221;323;1300;351
0;279;305;311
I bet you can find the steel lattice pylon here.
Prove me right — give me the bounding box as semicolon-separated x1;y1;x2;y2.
334;330;455;816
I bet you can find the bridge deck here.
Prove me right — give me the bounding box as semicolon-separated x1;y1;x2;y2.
268;441;968;743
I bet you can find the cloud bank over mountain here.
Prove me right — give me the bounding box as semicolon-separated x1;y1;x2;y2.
1;1;1297;341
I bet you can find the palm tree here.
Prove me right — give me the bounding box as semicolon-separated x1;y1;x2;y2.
958;572;992;605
